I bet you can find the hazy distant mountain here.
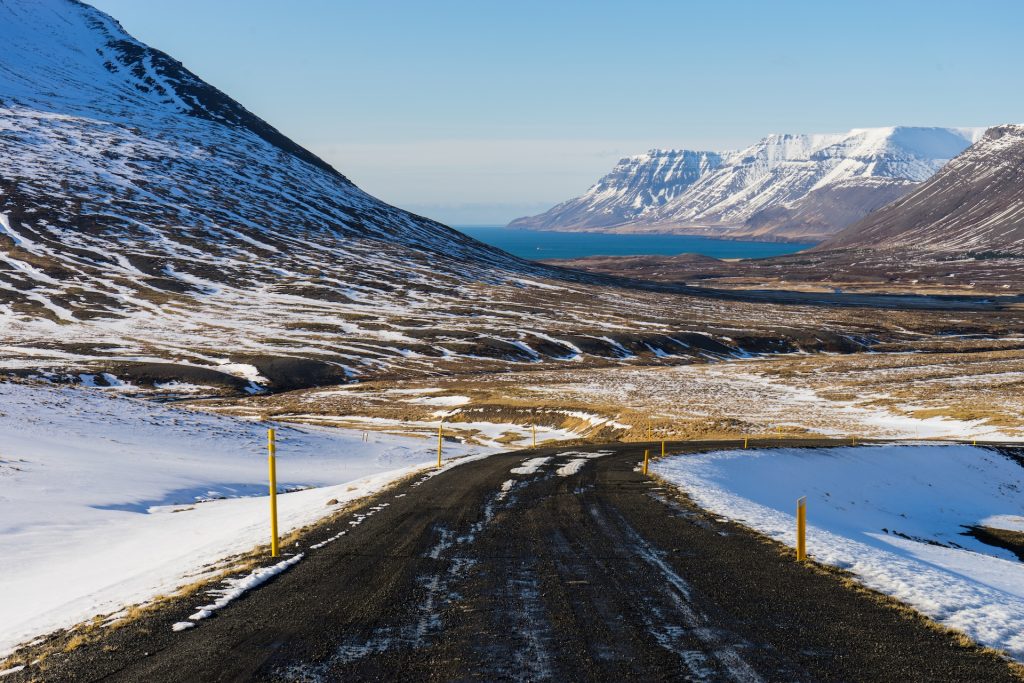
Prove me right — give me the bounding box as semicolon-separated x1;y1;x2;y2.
819;124;1024;254
509;149;724;231
511;127;985;242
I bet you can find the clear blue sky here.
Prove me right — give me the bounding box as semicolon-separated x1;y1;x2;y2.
88;0;1024;225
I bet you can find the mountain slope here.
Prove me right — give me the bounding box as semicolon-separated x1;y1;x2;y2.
511;127;984;241
0;0;911;392
727;178;916;242
819;125;1024;254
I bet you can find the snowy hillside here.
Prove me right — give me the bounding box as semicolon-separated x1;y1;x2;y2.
820;124;1024;254
655;445;1024;661
512;127;984;241
0;0;515;381
0;0;899;392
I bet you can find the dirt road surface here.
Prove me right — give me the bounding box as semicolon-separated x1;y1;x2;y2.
27;442;1020;682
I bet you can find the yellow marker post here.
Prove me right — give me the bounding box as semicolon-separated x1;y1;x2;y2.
643;449;650;476
796;496;807;562
851;435;857;447
532;423;537;449
268;428;279;558
743;436;748;449
661;440;666;457
437;423;443;469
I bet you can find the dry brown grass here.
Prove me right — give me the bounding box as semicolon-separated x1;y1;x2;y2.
198;343;1024;448
911;405;1017;427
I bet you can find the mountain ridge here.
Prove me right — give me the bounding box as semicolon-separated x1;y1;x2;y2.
817;124;1024;253
4;0;345;180
510;126;985;241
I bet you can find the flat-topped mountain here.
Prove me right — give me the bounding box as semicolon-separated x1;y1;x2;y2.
511;127;984;242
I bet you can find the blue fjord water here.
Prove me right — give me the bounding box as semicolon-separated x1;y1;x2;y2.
455;226;815;261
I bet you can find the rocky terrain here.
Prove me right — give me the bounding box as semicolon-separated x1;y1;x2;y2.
511;127;983;241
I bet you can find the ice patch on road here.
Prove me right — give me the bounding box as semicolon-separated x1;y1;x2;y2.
556;459;589;477
557;450;612;457
496;479;517;502
305;475;524;672
511;457;551;475
550;449;613;477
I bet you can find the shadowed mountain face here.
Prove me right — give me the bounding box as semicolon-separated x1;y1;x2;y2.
819;125;1024;254
510;127;984;242
726;179;916;243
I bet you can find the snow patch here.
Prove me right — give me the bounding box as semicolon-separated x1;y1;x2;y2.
555;458;589;477
188;554;304;622
654;445;1024;661
511;457;551;475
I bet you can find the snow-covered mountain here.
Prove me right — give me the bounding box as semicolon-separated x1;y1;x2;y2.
509;149;724;231
511;127;985;241
820;124;1024;254
0;0;881;391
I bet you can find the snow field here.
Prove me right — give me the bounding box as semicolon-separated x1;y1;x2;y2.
654;445;1024;660
0;382;492;657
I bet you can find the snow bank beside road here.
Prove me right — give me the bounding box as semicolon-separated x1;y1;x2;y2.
0;382;488;657
654;445;1024;660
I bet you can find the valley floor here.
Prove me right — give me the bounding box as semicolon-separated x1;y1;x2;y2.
219;344;1024;445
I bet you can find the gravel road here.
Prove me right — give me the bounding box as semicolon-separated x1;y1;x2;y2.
28;441;1020;682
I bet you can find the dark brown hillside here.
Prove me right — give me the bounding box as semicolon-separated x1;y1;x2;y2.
819;125;1024;253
